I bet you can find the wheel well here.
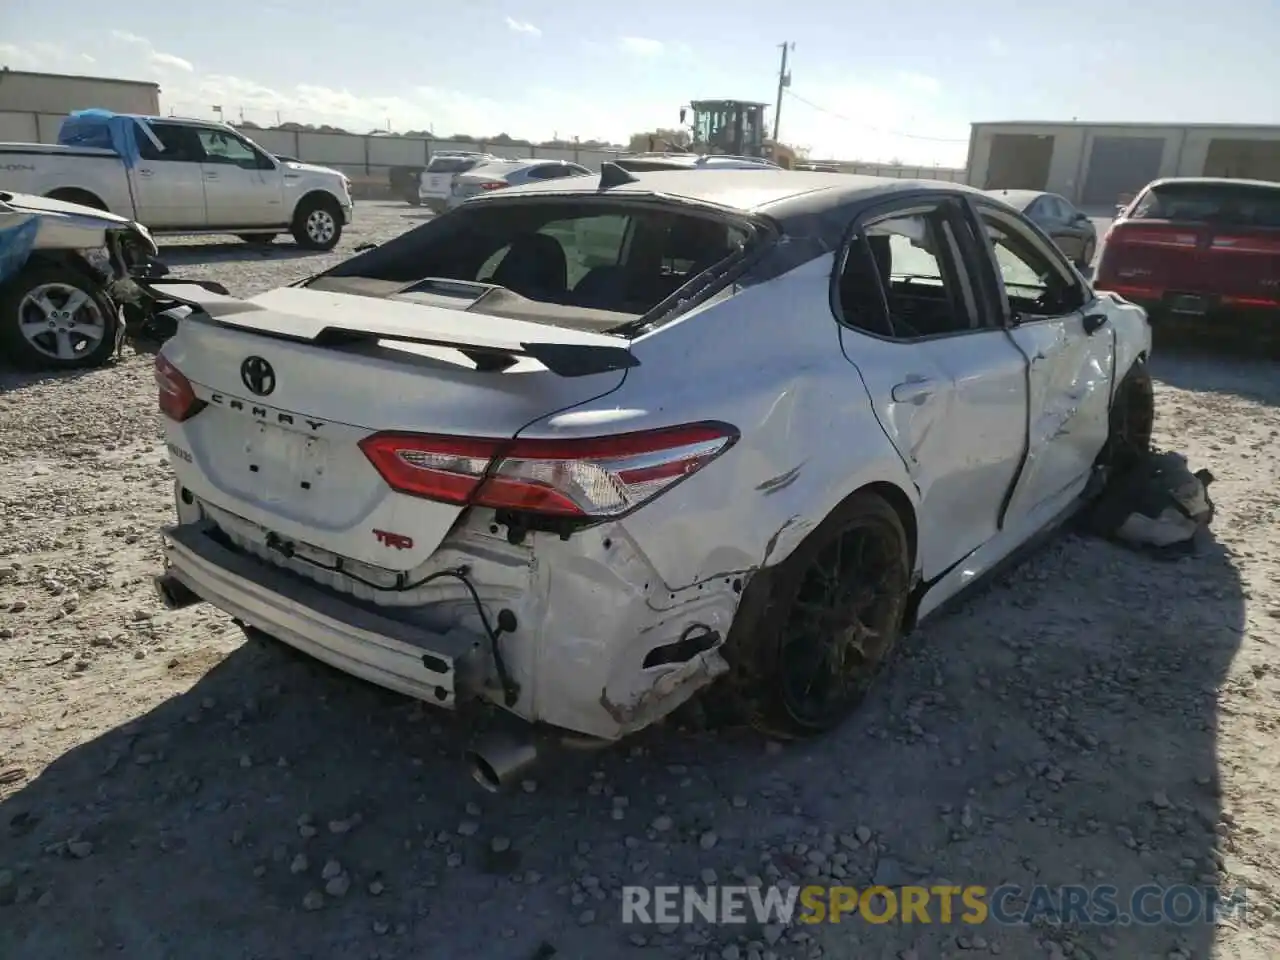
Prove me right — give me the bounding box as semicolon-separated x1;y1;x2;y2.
297;190;341;215
856;481;918;573
46;188;107;211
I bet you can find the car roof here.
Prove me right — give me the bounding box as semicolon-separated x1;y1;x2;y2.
985;189;1051;211
1141;176;1280;191
468;167;991;219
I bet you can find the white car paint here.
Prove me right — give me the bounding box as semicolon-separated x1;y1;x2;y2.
1;188;155;253
0;117;352;242
151;169;1151;743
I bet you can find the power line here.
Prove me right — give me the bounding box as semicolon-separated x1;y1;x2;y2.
784;89;969;143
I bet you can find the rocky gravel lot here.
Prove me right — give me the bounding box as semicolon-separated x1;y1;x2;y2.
2;201;1279;960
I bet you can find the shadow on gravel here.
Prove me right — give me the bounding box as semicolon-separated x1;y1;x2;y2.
0;527;1247;960
1151;348;1280;407
0;363;108;396
158;242;322;266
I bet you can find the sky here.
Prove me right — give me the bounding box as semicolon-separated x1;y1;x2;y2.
1;0;1277;166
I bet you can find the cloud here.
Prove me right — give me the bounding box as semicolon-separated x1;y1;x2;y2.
106;30;194;75
0;33;963;163
620;37;664;56
504;17;541;37
150;52;194;72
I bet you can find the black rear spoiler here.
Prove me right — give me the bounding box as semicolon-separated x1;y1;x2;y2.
143;282;639;378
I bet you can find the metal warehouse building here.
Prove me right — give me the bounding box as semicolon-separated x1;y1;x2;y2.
0;68;160;116
967;121;1280;211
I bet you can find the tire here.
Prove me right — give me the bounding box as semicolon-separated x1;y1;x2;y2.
404;193;422;207
1102;358;1155;470
237;234;277;245
290;195;343;251
715;492;912;739
0;263;120;371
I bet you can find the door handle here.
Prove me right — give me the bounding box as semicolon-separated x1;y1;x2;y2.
891;377;936;404
137;168;153;178
204;172;219;180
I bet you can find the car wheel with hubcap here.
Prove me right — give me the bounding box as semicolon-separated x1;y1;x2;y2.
717;492;911;738
0;264;119;371
291;196;343;251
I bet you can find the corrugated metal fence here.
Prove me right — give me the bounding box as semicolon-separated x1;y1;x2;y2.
0;110;967;197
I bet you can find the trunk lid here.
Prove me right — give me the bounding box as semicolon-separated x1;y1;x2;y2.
1097;180;1280;308
158;284;633;570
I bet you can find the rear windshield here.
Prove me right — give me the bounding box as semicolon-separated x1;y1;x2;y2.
426;156;484;173
316;200;753;320
1131;182;1280;228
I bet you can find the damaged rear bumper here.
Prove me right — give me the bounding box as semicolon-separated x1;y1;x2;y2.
158;498;742;741
159;522;490;708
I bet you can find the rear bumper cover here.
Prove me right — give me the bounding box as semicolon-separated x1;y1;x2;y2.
160;522;489;708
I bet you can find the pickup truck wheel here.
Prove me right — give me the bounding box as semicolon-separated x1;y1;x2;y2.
291;197;343;251
716;492;911;739
0;264;119;371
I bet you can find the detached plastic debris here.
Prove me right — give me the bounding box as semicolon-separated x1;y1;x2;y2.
1082;450;1215;559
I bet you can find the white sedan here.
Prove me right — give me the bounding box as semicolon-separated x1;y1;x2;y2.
148;165;1153;789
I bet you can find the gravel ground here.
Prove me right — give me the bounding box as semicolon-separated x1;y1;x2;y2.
2;201;1279;960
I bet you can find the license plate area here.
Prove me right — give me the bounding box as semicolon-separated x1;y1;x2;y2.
242;422;329;503
1167;292;1211;315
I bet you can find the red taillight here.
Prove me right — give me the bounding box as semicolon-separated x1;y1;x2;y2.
1109;224;1198;248
155;353;204;422
358;422;738;518
478;181;506;191
1209;234;1280;254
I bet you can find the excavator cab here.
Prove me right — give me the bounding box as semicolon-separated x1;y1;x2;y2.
680;100;769;158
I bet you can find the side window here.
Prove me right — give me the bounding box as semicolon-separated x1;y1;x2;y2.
977;210;1085;319
835;204;978;340
525;164;565;180
136;122;202;163
196;129;261;169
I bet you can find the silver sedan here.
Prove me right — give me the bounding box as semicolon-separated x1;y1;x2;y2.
447;159;592;209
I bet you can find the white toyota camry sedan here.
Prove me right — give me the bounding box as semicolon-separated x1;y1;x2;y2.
149;165;1153;788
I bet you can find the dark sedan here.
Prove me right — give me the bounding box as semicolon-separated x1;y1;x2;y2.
986;189;1097;269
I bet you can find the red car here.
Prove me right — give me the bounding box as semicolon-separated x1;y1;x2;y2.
1094;177;1280;347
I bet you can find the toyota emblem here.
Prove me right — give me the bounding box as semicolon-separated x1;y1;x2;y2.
240;356;276;396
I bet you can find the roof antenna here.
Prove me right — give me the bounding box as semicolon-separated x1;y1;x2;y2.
598;161;640;188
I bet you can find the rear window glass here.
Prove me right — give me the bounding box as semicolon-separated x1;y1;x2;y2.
1131;182;1280;228
321;201;752;318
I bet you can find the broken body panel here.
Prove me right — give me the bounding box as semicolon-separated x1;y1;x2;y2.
154;176;1151;743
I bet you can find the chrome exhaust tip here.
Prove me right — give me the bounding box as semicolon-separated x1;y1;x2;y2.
153;573;200;610
464;732;539;793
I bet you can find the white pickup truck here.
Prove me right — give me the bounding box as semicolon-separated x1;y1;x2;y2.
0;112;353;250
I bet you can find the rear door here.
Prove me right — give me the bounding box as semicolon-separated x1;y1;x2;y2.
133;120;208;228
970;199;1114;525
193;127;285;227
833;195;1029;579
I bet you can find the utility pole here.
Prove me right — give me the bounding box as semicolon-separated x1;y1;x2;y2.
772;42;793;145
